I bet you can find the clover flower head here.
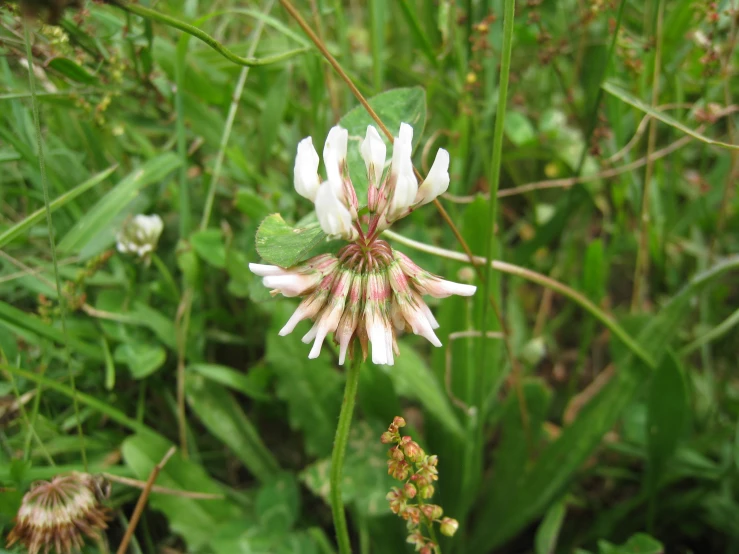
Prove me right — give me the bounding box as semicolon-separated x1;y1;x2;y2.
116;213;163;261
6;472;110;554
250;123;475;365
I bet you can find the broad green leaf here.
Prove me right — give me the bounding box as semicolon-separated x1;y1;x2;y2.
256;473;301;535
646;352;687;489
190;228;227;268
381;340;464;438
603;81;739;150
121;433;239;551
47;57;98;84
113;342;166;379
235;188;271;221
0;165;116;248
535;501;567;554
58;153;181;255
338;87;426;204
301;421;394;517
504;111;536;146
598;533;664;554
186;375;279;482
188;363;269;400
260;69;290;159
255;213;328;268
266;303;342;457
470;256;739;551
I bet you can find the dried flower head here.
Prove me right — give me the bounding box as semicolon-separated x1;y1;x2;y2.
6;472;110;554
116;214;164;262
250;123;476;365
382;417;459;551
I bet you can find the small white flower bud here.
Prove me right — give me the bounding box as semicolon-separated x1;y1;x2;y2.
294;137;320;201
360;125;386;187
315;179;357;240
415;148;450;206
387;122;417;221
323;125;349;183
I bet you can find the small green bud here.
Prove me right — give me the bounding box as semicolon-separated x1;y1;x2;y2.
440;517;459;536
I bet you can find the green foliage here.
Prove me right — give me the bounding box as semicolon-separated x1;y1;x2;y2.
2;0;739;553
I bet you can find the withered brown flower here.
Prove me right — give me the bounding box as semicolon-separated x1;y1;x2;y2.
6;472;110;554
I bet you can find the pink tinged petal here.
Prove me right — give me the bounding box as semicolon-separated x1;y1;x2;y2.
249;263;288;277
294;137;321;201
336;272;363;363
315;180;357;240
360;125;387;186
415;148;450;206
387;260;411;295
262;273;318;297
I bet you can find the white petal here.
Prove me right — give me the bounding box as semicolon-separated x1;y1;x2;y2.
360;125;386;186
308;328;328;359
369;322;388;365
388;123;417;220
415;148;450;206
315;180;355;240
323;126;348;183
419;301;440;329
249;263;287;277
302;322;319;344
280;307;309;336
294;137;321;201
262;273;315;297
420;278;477;298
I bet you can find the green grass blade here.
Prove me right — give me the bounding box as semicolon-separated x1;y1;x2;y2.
0;165;117;248
0;300;103;360
1;364;149;433
58;153;181;254
603;81;739;150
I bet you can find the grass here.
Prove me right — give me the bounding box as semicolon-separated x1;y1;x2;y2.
1;0;739;553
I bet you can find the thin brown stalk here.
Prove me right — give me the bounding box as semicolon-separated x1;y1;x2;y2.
116;446;176;554
308;0;341;121
631;0;664;312
102;473;224;500
279;0;526;424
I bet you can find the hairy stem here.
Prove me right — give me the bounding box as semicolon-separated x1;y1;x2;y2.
330;355;362;554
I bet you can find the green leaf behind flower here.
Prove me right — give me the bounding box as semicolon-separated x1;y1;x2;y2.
255;213;328;268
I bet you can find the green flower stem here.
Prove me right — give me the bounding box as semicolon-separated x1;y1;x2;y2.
330;354;362;554
109;0;308;67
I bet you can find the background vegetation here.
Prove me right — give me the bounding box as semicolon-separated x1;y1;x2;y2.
1;0;738;553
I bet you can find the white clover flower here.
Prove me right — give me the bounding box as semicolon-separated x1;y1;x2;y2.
116;214;163;261
252;123;470;365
